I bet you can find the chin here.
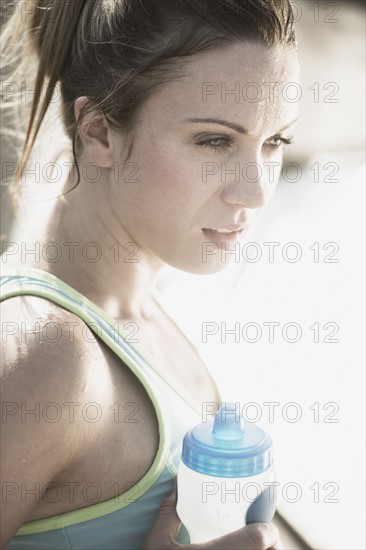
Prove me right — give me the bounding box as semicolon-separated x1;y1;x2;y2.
169;255;235;276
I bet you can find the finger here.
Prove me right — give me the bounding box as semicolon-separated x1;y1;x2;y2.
269;542;284;550
206;522;280;550
270;537;285;550
142;487;181;550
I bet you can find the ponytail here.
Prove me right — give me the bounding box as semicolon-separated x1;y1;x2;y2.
22;0;87;176
1;0;87;213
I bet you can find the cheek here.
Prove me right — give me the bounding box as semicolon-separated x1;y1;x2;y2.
128;147;204;219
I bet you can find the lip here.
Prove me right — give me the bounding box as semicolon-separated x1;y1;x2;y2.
202;226;247;246
203;224;247;232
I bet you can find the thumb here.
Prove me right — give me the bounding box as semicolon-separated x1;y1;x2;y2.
142;486;181;550
205;522;281;550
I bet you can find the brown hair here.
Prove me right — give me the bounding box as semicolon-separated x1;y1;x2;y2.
1;0;296;212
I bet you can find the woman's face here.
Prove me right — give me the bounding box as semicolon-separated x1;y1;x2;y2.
109;41;300;274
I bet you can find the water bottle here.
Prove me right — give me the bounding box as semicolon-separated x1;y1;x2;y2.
176;402;277;544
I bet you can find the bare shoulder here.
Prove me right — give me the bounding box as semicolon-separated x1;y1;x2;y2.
0;294;111;545
1;293;95;389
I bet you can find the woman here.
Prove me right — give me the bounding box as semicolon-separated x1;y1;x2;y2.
0;0;299;548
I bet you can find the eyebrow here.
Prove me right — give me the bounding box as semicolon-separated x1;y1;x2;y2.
185;117;299;135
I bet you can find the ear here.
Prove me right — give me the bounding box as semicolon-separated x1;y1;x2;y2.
74;96;114;168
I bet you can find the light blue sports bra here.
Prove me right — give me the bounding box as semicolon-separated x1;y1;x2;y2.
1;267;221;549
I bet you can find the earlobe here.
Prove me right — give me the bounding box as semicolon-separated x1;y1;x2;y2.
74;96;114;168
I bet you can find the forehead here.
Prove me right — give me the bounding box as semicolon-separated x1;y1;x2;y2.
139;41;300;136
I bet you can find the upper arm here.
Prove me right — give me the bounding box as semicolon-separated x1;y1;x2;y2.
0;295;93;547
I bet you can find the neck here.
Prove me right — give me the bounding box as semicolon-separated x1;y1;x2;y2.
8;167;165;322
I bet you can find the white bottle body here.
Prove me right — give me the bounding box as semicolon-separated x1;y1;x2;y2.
176;461;276;544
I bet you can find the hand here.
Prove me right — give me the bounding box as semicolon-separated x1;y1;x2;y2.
142;488;284;550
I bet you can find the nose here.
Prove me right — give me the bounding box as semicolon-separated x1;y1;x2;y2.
220;155;267;209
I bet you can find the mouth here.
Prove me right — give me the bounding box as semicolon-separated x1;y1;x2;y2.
201;226;247;245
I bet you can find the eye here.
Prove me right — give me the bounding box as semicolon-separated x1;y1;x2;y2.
265;135;294;149
196;135;234;153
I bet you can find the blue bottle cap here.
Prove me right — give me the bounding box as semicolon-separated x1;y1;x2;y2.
181;403;273;478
